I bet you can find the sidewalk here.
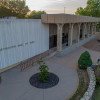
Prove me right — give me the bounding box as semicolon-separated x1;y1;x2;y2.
0;38;100;100
0;51;79;100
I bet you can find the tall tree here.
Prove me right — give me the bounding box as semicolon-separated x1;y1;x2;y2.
0;0;30;18
26;10;47;19
75;0;100;17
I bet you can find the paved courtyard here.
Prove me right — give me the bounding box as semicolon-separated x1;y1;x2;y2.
0;56;78;100
0;36;100;100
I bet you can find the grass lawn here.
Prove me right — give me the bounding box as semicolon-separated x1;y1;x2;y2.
93;84;100;100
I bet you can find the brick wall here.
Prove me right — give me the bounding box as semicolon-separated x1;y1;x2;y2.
16;48;56;71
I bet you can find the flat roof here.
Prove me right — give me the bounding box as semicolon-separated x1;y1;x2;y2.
41;14;100;24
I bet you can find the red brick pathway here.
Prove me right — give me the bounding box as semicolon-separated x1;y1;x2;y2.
83;35;100;52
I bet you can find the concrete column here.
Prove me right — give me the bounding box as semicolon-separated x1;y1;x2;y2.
82;23;86;40
68;23;74;46
85;23;88;38
87;23;91;37
76;23;81;43
94;23;97;34
57;24;64;52
91;23;94;35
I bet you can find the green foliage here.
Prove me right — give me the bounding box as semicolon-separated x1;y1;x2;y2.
0;0;46;19
75;0;100;17
75;7;89;16
37;60;50;83
26;10;47;19
0;0;30;18
93;84;100;100
78;51;92;69
69;70;89;100
95;64;100;84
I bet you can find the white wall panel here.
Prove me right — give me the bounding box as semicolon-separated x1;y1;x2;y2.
0;19;49;69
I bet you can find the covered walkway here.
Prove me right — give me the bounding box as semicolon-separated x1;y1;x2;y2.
42;14;100;52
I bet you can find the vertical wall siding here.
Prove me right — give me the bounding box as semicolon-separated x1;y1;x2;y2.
0;19;49;69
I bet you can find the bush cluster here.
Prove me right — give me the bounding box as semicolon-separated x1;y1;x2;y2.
78;51;92;69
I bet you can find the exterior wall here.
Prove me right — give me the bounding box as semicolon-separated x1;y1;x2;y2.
0;19;49;69
72;24;78;42
63;24;69;34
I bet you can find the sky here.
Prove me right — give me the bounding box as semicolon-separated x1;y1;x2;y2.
26;0;88;14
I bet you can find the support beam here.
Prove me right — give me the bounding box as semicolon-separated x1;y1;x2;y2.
82;23;86;40
57;24;64;52
68;23;74;46
76;23;81;43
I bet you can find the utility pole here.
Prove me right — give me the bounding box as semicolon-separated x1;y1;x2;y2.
64;7;66;14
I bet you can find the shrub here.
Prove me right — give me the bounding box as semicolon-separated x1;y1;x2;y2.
78;51;92;69
37;60;50;83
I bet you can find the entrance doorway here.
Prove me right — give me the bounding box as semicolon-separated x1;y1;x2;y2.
62;24;69;46
49;24;69;49
49;24;57;49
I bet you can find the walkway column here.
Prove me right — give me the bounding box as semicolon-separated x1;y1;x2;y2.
76;23;81;43
94;23;97;34
68;23;74;46
87;23;91;37
57;24;64;52
82;23;86;40
91;23;94;35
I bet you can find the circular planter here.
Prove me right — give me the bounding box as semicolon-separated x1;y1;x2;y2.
29;73;59;89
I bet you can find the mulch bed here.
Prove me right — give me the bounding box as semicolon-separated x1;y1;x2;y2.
29;73;59;89
69;69;89;100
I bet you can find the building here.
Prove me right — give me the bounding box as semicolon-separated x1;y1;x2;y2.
0;14;100;72
41;14;100;52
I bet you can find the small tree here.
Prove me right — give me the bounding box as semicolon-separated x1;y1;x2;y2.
75;0;100;17
78;51;92;69
0;0;30;18
37;60;50;83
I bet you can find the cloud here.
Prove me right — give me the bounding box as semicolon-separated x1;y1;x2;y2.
26;0;88;14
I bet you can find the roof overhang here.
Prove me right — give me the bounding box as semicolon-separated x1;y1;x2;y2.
41;14;100;24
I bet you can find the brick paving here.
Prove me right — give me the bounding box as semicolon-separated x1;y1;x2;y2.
83;35;100;52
